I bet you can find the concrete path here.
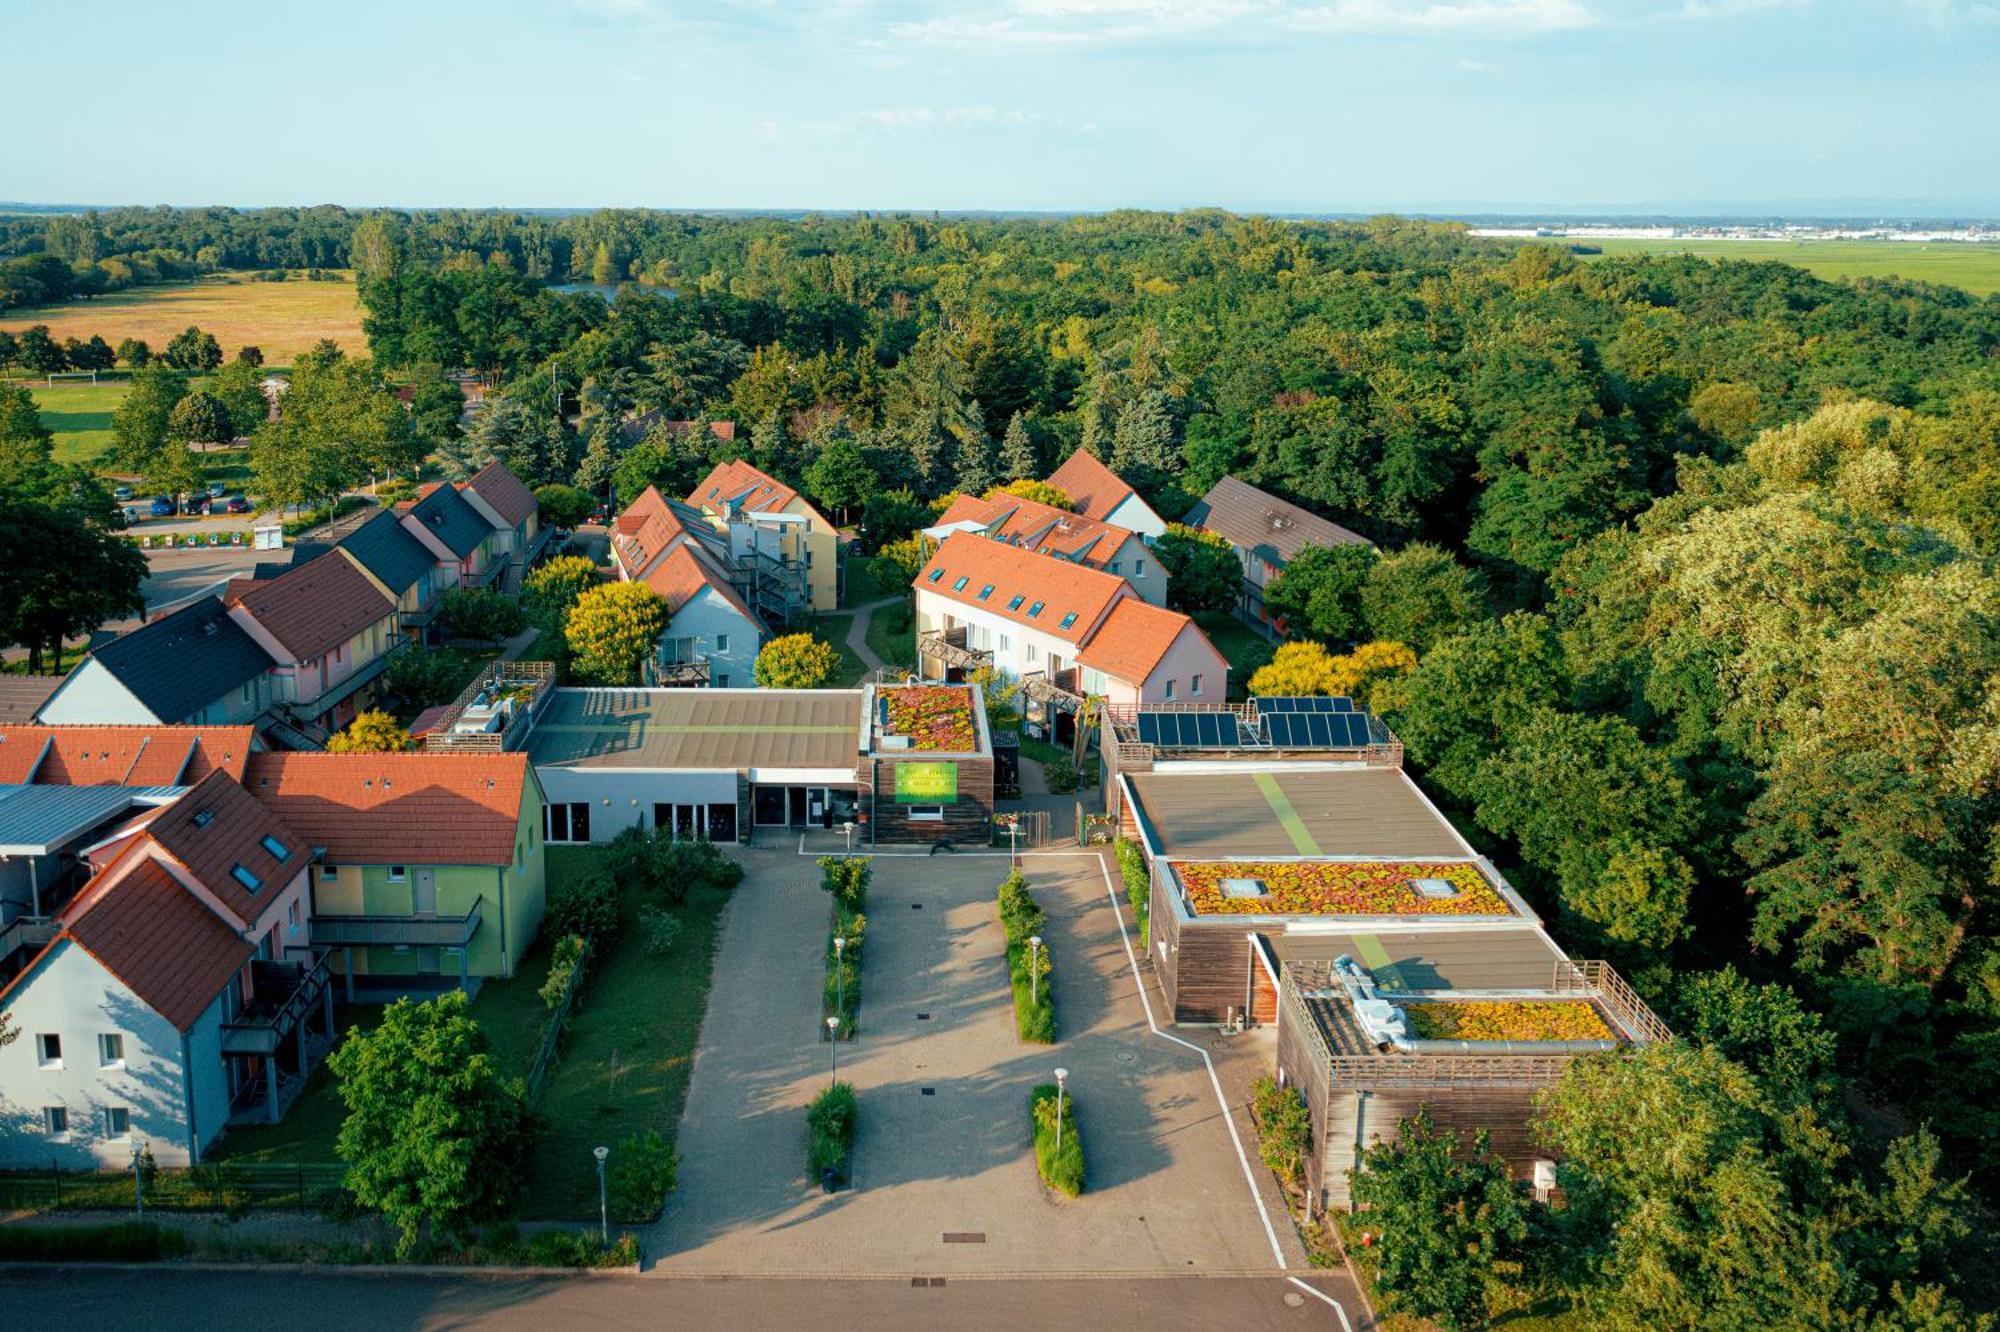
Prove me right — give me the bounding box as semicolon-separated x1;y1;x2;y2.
496;625;543;662
649;849;1309;1282
843;595;902;677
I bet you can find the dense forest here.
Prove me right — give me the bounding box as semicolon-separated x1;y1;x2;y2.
8;205;2000;1322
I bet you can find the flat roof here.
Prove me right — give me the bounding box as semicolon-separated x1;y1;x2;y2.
1303;992;1627;1058
1125;767;1471;860
0;784;148;855
1263;928;1564;992
526;688;863;772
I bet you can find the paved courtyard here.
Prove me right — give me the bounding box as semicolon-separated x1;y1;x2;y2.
651;847;1309;1278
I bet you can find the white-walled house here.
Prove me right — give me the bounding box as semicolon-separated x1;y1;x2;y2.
1045;450;1167;542
0;772;333;1166
611;488;769;688
913;532;1228;708
927;491;1167;606
1183;476;1372;634
36;597;280;728
460;460;547;594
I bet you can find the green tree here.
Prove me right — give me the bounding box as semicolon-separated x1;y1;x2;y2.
803;427;877;522
1374;612;1565;799
1110;387;1181;477
0;385;53;473
110;363;188;473
253;354;416;512
113;337;150;368
1154;523;1240;614
1360;543;1486;652
999;410;1039;481
573;417;620;503
1263;543;1376;643
210;358;269;440
859;487;932;553
16;326;64;374
166;391;230;450
1350;1108;1528;1332
163;324;222;371
754;632;841;689
327;992;540;1256
1670;966;1839;1111
236;344;264;368
565;580;668;684
534;483;593;528
0;496;148;674
407;368;466;446
326;710;413;754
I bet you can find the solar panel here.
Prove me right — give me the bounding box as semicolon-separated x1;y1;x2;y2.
1136;713;1164;745
1327;697;1356;713
1259;696;1303;713
1196;714;1227;746
1261;714;1304;746
1335;713;1367;746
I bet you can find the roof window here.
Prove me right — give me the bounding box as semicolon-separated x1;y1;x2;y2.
231;865;263;893
191;809;214;828
977;584;995;601
927;568;945;583
952;576;970;592
1410;877;1460;901
1008;594;1026;611
1027;601;1045;618
261;835;290;862
1059;612;1077;630
1220;877;1268;900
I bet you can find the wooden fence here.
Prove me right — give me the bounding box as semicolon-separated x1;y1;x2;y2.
0;1161;348;1214
525;938;592;1102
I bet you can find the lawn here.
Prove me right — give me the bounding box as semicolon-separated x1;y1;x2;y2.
866;597;917;674
10;379;130;468
210;1006;387;1165
1195;611;1276;700
813;611;869;686
1558;236;2000;297
1;272;365;364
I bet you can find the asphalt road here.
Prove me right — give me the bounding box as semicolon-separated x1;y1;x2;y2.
0;1268;1357;1331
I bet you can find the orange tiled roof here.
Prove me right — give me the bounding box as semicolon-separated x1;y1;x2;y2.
62;859;253;1032
936;492;1133;568
1075;597;1219;688
232;548;394;663
916;533;1130;647
465;459;539;529
243;751;531;867
145;771;309;928
612;487;693;580
1046;450;1138;523
690;458;800;517
0;725;254;787
640;543;762;627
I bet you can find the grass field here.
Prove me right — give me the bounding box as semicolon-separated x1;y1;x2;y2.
1;271;364;364
1560;237;2000;296
17;379;130;466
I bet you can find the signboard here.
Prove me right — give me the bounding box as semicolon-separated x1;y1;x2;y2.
895;762;958;804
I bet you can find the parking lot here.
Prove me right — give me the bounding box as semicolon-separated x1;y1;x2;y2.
651;848;1308;1278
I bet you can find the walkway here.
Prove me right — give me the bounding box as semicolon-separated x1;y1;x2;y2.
843;595;903;677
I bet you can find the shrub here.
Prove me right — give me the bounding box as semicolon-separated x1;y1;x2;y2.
825;910;866;1036
1251;1075;1313;1186
610;827;743;908
534;483;594;528
818;855;871;912
1043;753;1079;794
0;1220;188;1262
807;1081;859;1185
1031;1084;1085;1198
1116;839;1152;950
637;904;684;956
997;870;1046;944
998;870;1056;1041
382;647;471;714
524;1228;640;1268
609;1130;680;1223
540;934;586;1010
436;588;527;643
546;871;619;942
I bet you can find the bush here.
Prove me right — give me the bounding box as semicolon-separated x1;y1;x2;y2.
608;826;743;908
540;933;586;1010
997;869;1046;944
546;871;619;942
817;855;871;912
382;647;471;714
436;587;527;643
523;1228;641;1268
1044;753;1079;794
825;910;866;1036
534;483;594;528
637;904;684;956
0;1220;188;1262
1251;1075;1313;1186
1117;839;1152;950
998;870;1056;1042
807;1081;859;1186
1031;1084;1085;1198
608;1130;679;1223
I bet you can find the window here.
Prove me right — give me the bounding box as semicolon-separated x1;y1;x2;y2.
927;568;945;583
43;1107;67;1138
977;584;995;601
1027;601;1045;618
1191;672;1204;696
191;809;215;829
715;633;730;655
952;575;970;592
261;835;290;862
320;865;339;880
1110;562;1122;574
231;864;262;893
1058;612;1077;630
998;634;1011;652
907;806;945;822
98;1034;124;1068
544;803;592;844
1165;678;1178;701
1027;644;1039;664
715;673;731;688
36;1034;61;1068
1135;560;1146;578
1007;594;1026;611
103;1106;130;1139
288;898;302;932
387;866;407;882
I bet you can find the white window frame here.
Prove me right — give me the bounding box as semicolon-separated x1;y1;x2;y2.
36;1033;61;1069
1165;678;1178;701
907;806;945;822
1191;673;1203;696
98;1033;124;1069
44;1106;68;1139
715;633;730;655
103;1106;130;1140
387;865;408;882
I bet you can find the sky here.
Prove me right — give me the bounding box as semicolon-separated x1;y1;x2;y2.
3;0;1997;215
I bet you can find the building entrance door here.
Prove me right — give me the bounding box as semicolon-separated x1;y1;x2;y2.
413;869;438;916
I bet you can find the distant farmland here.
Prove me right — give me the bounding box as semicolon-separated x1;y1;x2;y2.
1557;237;2000;297
0;272;365;364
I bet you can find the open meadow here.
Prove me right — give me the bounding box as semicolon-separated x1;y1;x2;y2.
0;271;365;364
1559;236;2000;296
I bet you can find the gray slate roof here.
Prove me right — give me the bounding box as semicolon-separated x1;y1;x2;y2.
408;484;490;560
1183;476;1370;569
88;596;276;724
334;510;434;596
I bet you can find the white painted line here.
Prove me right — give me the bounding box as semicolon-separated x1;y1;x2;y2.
1089;851;1290;1272
1287;1276;1355;1330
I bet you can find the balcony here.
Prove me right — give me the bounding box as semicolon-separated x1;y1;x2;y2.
311;898;481;950
222;951;335;1057
917;628;992;678
650;658;712;688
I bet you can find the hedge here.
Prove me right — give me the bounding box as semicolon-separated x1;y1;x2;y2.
820;856;870;1038
0;1220;188;1262
1030;1083;1085;1198
807;1081;858;1189
1116;839;1151;949
998;870;1056;1043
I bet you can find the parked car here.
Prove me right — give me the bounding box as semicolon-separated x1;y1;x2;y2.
121;504;145;523
207;481;228;498
225;494;252;514
185;496;209;516
113;484;135;501
149;496;176;517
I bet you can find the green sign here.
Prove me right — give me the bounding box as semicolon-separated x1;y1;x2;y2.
895;761;958;803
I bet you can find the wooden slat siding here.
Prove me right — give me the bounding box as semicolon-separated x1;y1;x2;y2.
734;773;753;843
1321;1088;1544;1207
867;754;995;845
1249;941;1279;1025
1171;920;1254;1024
1153;868;1183;1013
1276;997;1336;1206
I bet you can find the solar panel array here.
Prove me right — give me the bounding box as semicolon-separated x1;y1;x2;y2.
1255;695;1355;713
1133;711;1249;748
1258;711;1386;749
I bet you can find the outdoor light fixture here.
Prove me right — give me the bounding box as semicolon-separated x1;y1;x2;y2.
593;1145;610;1243
1054;1068;1069;1154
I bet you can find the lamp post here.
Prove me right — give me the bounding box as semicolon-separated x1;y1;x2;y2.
1028;934;1043;1008
593;1145;609;1244
841;820;855;854
1008;820;1020;868
131;1141;145;1218
1053;1068;1069;1154
833;933;846;1020
827;1015;841;1085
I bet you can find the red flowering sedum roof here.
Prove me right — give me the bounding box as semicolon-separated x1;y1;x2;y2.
880;686;977;752
1178;860;1510;917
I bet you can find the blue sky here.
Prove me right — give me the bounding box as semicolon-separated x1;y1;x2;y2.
4;1;1996;214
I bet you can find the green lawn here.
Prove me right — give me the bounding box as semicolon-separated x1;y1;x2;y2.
1559;236;2000;297
813;612;869;685
867;597;916;674
210;1007;387;1165
1195;611;1276;700
12;379;130;468
841;555;891;607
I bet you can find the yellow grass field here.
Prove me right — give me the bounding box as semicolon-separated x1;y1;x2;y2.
0;273;365;365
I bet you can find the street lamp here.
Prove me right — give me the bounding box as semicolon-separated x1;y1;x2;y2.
131;1141;145;1218
593;1145;609;1244
841;820;856;853
1008;820;1020;868
1053;1068;1069;1154
833;934;846;1019
1028;934;1043;1008
827;1015;842;1084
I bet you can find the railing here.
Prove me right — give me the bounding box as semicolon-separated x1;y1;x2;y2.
310;898;481;948
0;915;57;964
1021;671;1085;711
0;1162;349;1215
221;950;333;1056
525;938;591;1101
917;629;992;671
651;658;712;688
1325;1052;1580;1090
421;659;557;752
1556;959;1673;1044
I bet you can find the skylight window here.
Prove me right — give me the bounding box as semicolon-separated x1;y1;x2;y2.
1220;877;1268;900
977;584;995;600
1008;594;1026;611
261;835;290;862
927;568;945;583
191;809;214;828
1059;612;1078;630
231;865;263;893
1410;877;1460;901
1027;601;1045;618
952;576;970;592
